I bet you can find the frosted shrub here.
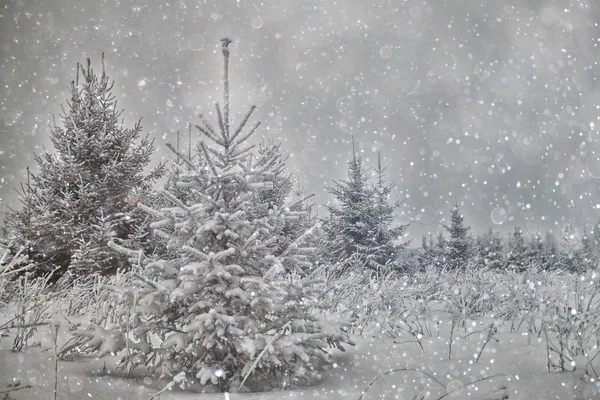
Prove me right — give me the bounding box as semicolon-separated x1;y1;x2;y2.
540;271;600;373
3;270;59;352
0;246;31;305
442;266;498;320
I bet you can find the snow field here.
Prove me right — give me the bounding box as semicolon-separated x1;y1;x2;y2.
4;265;600;399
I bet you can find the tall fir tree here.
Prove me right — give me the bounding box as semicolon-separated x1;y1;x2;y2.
442;203;472;269
7;56;164;279
106;39;352;391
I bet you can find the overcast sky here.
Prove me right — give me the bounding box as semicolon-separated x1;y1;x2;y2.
1;0;599;242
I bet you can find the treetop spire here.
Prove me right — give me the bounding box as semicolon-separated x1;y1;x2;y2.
221;37;232;137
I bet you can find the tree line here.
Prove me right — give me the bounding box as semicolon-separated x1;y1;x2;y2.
0;46;596;283
417;208;599;273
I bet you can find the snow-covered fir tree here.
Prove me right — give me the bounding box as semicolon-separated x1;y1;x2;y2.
276;183;321;276
433;231;447;268
544;231;559;270
505;226;533;272
556;224;585;273
477;227;504;270
368;153;409;271
321;141;376;274
69;212;118;274
0;219;9;252
119;128;204;261
105;39;353;392
581;228;596;270
442;203;472;269
7;56;164;279
417;234;432;270
529;232;549;270
253;140;318;276
161;126;205;207
321;146;407;274
255;140;294;215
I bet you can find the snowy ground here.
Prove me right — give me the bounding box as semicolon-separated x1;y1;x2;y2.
2;311;600;400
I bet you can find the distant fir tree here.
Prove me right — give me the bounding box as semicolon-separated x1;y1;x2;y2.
417;235;431;270
529;232;549;270
281;184;318;250
368;153;409;270
477;227;504;269
433;231;447;268
580;227;595;270
7;56;164;279
442;203;472;269
321;147;408;274
321;141;375;274
556;224;585;273
107;40;353;391
506;226;536;272
544;231;559;270
473;232;483;266
254;140;319;276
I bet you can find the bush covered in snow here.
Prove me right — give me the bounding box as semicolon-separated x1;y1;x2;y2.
317;258;600;375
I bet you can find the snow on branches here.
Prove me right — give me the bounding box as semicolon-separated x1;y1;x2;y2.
89;39;354;393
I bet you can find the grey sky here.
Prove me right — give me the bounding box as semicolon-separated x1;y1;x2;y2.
1;0;599;243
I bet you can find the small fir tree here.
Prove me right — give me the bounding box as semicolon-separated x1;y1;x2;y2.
417;235;431;270
506;226;538;272
544;231;559;270
433;231;447;268
529;232;549;270
442;203;472;269
477;227;504;269
557;224;584;273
